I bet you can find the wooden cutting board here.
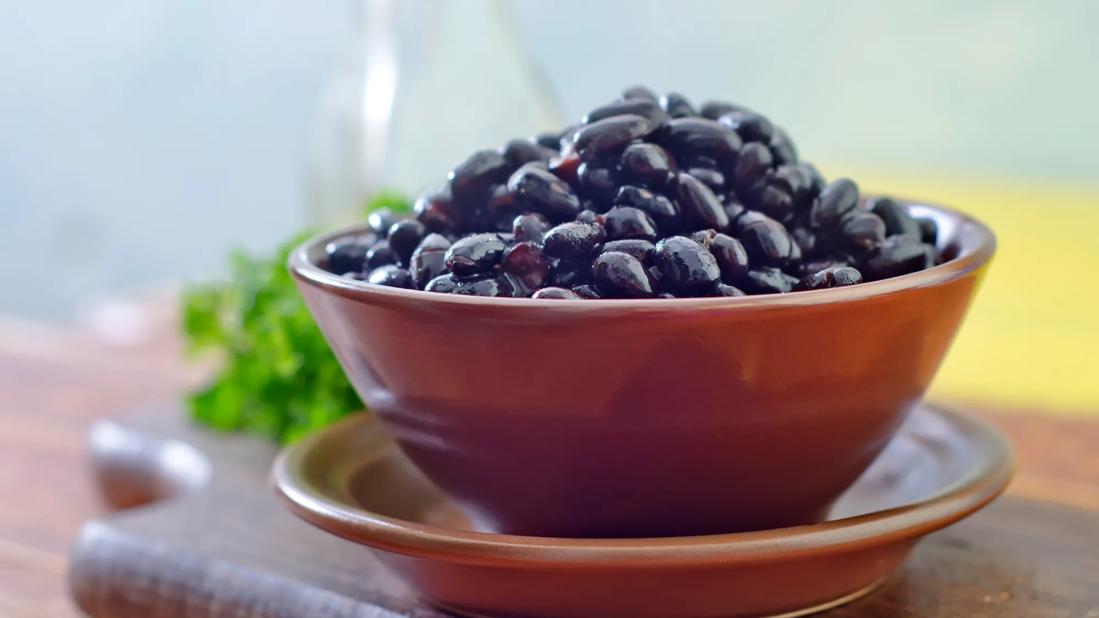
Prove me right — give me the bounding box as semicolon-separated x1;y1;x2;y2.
68;404;1099;618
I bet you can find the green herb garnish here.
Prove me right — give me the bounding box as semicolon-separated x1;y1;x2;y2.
182;193;410;442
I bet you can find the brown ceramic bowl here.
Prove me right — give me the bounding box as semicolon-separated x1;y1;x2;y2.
290;199;995;537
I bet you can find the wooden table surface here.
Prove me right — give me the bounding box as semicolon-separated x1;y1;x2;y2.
2;314;1098;618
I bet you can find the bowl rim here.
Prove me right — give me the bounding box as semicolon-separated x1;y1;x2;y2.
289;197;995;310
272;405;1013;568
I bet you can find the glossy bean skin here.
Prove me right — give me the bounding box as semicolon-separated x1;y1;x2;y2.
572;115;657;161
367;265;413;288
366;239;399;269
543;222;606;262
415;191;462;234
916;217;939;245
445;233;507;277
502;139;556;169
500;241;550;291
694;230;750;283
602;239;656;263
451;274;518;297
768;126;798;164
654;236;721;295
657;118;742;165
449;150;511;205
841;212;887;253
700;100;748;120
425;273;460;293
675;173;730;232
741;219;797;267
604;206;658;241
583;99;667;125
368;208;402;237
795;266;863;291
619;143;676;188
593;251;655;298
571;284;603;299
740;267;799;294
548;259;592;288
508;164;582;222
870;197;921;239
686;166;725;193
387;219;427;264
512;213;550;244
659;92;697;118
713;283;747;297
621;85;658;102
810;178;860;230
577;163;619;208
409;233;451;289
732;142;774;193
717;110;774;143
325;236;373;275
532;286;580;299
615;185;680;231
863;235;935;280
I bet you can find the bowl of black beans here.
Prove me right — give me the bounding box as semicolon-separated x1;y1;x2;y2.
290;86;995;537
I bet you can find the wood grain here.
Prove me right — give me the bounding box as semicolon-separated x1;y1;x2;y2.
68;404;1099;618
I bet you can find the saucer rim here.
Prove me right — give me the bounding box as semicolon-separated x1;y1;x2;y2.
273;404;1013;567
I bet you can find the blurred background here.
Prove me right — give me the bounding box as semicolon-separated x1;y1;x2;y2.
1;0;1096;414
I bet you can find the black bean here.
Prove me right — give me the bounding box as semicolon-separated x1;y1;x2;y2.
452;274;517;297
711;233;751;282
325;237;373;275
507;163;582;221
484;184;519;230
549;259;592;287
731;209;779;234
768;126;798;164
795;266;863;291
713;283;746;297
770;164;815;212
532;286;581;299
790;226;819;258
534;131;564;150
863;236;935;280
415;191;462;233
740;267;799;294
576;209;601;224
583;99;667;125
512;213;550;243
502;139;556;169
723;198;747;225
571;284;603;299
577;163;619;207
445;233;507;277
621;85;658;102
557;123;582;150
543;222;606;261
387;219;427;264
717;110;774;143
686;166;725;193
410;241;449;289
619;143;676;188
367;265;413;289
572;114;656;161
750;179;796;223
368;208;402;237
602;239;655;263
603;206;658;240
732;142;774;193
654;236;721;294
366;239;399;269
700;101;748;120
741;219;797;267
657;118;742;164
449;150;510;205
425;274;460;294
798;162;826;196
798;257;851;277
916;216;939;245
615;185;680;230
869;197;921;239
500;241;550;291
841;212;887;253
660;92;697;118
810;178;860;230
342;271;366;281
675;172;730;232
593;251;655;298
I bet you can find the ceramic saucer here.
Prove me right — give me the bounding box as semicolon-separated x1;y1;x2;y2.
274;404;1012;618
